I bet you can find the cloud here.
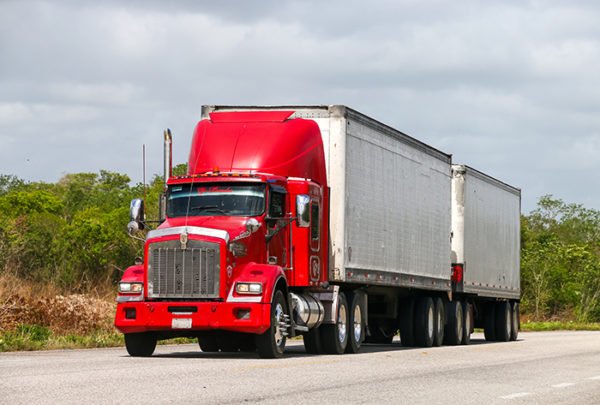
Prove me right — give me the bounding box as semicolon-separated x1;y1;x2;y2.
0;0;599;212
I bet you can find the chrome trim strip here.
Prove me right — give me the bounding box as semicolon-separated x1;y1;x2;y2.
116;295;144;303
147;226;230;243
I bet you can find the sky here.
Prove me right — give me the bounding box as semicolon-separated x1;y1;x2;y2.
1;0;599;213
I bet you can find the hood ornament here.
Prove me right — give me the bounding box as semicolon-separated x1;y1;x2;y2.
180;230;189;250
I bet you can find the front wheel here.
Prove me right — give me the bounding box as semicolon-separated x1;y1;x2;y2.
321;292;349;354
256;290;289;358
124;333;156;357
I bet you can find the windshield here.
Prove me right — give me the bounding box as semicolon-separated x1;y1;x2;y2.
167;182;266;217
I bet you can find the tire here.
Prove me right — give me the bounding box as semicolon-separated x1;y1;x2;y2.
414;296;435;348
365;320;396;344
256;290;289;358
510;302;520;341
398;298;415;347
124;333;156;357
321;291;349;354
495;301;511;342
483;302;496;342
443;300;463;346
461;301;472;345
433;297;445;347
198;333;218;352
345;292;365;353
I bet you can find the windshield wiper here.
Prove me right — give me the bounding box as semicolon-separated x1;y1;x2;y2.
190;205;229;215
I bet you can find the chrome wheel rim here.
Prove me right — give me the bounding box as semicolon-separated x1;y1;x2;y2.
338;304;347;343
506;305;511;336
353;305;362;343
457;306;464;342
274;302;285;347
427;306;434;339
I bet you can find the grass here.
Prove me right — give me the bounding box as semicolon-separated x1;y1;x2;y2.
520;320;600;332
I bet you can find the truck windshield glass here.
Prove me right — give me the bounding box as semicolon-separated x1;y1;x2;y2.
167;183;266;217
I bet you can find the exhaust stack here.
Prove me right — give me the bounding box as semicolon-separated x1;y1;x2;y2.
163;128;172;191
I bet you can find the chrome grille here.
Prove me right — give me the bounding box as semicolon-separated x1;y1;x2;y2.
148;240;220;299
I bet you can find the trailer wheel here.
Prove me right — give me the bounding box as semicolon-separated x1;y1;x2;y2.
443;300;463;345
483;302;496;341
345;292;364;353
321;292;349;354
433;297;445;347
198;333;218;352
495;301;511;342
399;298;415;347
415;297;435;347
124;333;156;357
461;301;472;345
510;302;520;341
256;289;288;358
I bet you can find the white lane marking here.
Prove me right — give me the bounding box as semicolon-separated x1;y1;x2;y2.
500;392;531;400
588;375;600;380
552;382;575;388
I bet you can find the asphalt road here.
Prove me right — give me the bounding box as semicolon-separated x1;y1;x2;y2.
1;331;600;404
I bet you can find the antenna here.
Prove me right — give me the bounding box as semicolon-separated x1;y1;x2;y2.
143;144;147;209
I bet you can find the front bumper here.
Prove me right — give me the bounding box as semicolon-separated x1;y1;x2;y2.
115;301;270;335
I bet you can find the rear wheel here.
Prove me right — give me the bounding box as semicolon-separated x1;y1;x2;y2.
444;300;463;345
398;298;415;347
510;302;520;341
484;302;496;342
124;333;156;357
433;297;445;347
345;292;365;353
321;292;349;354
414;297;435;347
461;301;472;345
256;290;289;358
495;301;511;342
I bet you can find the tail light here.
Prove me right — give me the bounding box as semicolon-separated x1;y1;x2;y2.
451;264;463;284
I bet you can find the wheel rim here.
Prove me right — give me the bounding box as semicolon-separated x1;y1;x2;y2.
512;305;518;334
465;306;471;336
274;302;285;347
457;306;463;342
437;306;443;337
338;304;347;343
505;305;511;335
353;304;362;343
427;306;434;339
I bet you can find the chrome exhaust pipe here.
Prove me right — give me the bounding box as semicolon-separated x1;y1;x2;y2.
163;128;172;191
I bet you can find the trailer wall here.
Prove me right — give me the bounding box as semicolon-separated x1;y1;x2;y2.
452;165;520;299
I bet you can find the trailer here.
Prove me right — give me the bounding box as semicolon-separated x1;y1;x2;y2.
115;105;521;357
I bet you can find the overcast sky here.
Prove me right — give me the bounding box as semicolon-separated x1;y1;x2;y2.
1;0;599;213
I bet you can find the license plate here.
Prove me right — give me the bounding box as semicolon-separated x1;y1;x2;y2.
172;318;192;329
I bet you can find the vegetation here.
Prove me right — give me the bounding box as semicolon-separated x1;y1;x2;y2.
0;169;599;351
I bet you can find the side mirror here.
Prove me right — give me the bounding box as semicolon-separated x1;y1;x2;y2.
128;198;145;234
296;195;310;228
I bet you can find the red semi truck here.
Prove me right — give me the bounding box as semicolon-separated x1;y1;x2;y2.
115;105;521;358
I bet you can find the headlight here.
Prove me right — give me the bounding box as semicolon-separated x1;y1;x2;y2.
235;282;262;295
118;282;143;294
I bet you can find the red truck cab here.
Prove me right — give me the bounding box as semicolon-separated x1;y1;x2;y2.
115;110;330;358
